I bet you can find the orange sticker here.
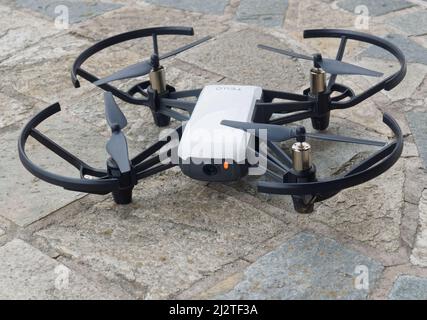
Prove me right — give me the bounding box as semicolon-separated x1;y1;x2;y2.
223;161;229;170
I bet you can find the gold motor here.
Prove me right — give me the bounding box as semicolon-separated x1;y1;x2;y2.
292;141;312;172
309;68;326;95
149;67;167;94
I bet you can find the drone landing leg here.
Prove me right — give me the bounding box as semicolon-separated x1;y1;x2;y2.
107;157;136;205
311;90;330;131
309;69;331;131
151;111;171;127
112;187;133;204
291;174;317;213
311;111;330;131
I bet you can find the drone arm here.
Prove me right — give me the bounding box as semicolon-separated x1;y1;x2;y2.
168;88;203;99
131;134;177;166
157;107;189;121
160;98;196;113
137;163;176;180
247;147;289;177
268;110;314;125
130;125;183;180
267;141;293;168
256;101;314;114
134;152;178;180
262;89;310;102
253;89;315;123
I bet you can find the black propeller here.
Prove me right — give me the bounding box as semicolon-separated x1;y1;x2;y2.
221;120;386;147
257;44;383;77
94;35;212;86
104;92;131;173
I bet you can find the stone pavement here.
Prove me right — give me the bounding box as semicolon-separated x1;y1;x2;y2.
0;0;426;300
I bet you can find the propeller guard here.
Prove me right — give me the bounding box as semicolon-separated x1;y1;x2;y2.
71;26;207;106
257;113;403;202
18;103;182;199
303;29;407;106
254;29;407;132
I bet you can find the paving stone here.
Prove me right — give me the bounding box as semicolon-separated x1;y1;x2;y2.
404;157;427;205
0;111;109;227
0;4;61;61
16;0;122;24
0;91;46;129
401;202;420;249
389;275;427;300
235;0;288;27
0;228;4;237
0;239;130;299
411;189;427;266
35;171;287;299
0;216;10;235
333;100;391;136
180;28;309;92
389;11;427;36
0;33;90;68
411;75;427;105
402;141;419;158
286;0;356;32
337;0;414;17
0;32;140;105
0;33;91;127
144;0;229;14
407;112;427;169
315;158;404;252
360;34;427;65
217;232;384;299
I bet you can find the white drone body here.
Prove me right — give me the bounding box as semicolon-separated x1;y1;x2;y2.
178;85;263;181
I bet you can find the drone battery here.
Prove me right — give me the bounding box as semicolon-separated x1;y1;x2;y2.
178;85;263;182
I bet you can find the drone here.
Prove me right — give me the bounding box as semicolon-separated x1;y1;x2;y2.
18;27;406;213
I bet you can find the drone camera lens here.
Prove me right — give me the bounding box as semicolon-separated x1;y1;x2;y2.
203;164;218;176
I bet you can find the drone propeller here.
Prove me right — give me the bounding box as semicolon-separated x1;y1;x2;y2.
105;91;128;130
257;44;383;77
104;92;131;173
95;58;155;86
221;120;386;147
94;35;212;86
